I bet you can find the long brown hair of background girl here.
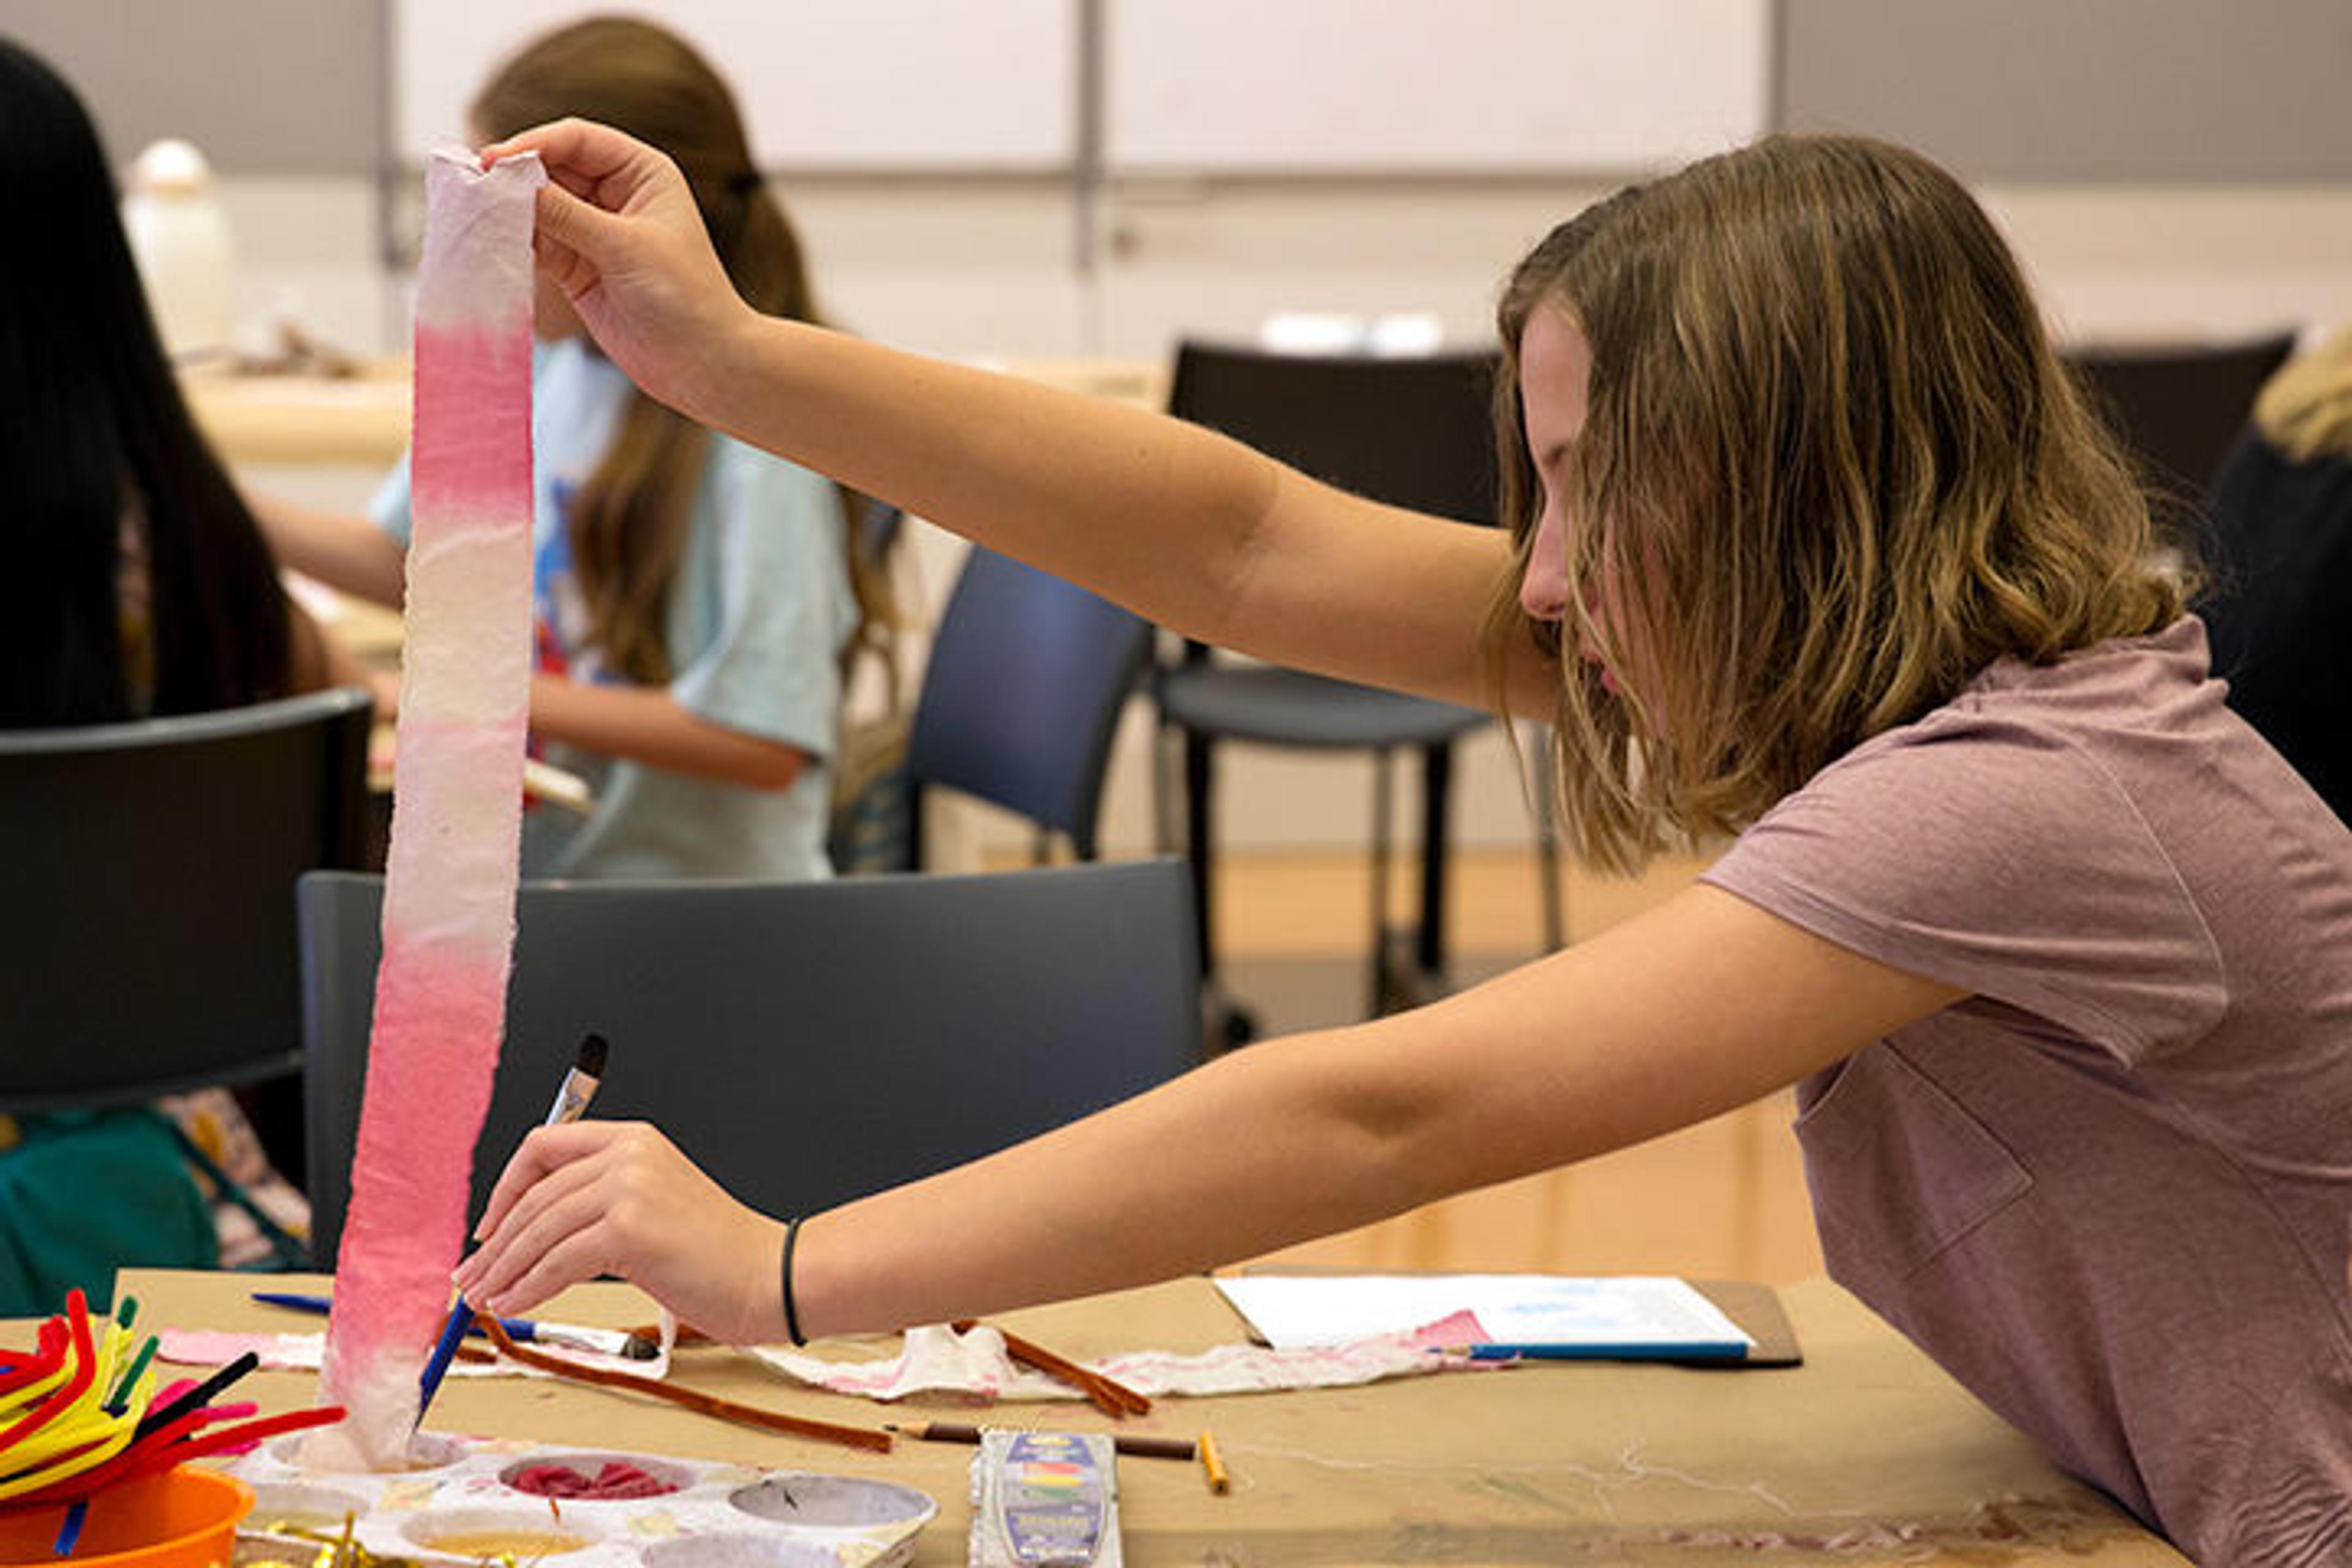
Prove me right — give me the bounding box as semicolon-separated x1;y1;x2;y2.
470;15;888;685
1483;134;2188;875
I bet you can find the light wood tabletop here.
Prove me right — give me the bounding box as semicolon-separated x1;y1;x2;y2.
184;360;412;470
83;1266;2188;1566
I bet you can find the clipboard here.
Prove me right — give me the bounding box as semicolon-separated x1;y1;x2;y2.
1222;1268;1803;1370
1679;1279;1802;1368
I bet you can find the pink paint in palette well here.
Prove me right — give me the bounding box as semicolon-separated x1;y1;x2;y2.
314;146;545;1471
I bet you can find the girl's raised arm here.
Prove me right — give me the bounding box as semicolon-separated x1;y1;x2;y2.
491;119;1553;716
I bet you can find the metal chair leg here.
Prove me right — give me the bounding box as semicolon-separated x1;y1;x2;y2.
1417;739;1452;979
1370;746;1397;1016
1174;723;1258;1053
1185;728;1216;985
1531;728;1567;952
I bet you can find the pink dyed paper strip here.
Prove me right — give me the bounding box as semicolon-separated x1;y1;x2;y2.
315;147;545;1468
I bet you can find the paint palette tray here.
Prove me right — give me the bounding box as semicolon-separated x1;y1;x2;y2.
227;1434;936;1568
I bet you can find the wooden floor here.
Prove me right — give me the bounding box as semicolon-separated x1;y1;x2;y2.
1204;848;1825;1284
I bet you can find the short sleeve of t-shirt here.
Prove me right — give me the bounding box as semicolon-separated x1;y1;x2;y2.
367;388;851;766
368;454;415;545
665;440;851;761
1702;705;2227;1065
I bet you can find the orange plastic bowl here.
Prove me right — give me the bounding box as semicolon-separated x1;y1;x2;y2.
0;1467;254;1568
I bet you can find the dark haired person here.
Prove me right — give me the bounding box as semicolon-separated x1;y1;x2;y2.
0;37;365;1311
0;38;351;723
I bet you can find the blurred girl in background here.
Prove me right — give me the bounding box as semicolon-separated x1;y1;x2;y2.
262;16;888;880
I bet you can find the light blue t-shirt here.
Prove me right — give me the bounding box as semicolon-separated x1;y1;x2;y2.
372;337;855;880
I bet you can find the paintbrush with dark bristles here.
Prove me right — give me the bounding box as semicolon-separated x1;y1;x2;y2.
418;1033;614;1420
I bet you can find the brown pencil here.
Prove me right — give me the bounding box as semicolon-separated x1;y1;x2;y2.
887;1420;1196;1461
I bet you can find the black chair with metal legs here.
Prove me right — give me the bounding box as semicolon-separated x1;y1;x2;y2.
0;686;375;1274
0;686;374;1113
828;509;1155;875
1158;340;1516;1045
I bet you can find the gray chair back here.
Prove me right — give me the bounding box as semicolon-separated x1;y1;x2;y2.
298;858;1198;1262
905;546;1153;863
0;687;373;1113
1167;342;1501;522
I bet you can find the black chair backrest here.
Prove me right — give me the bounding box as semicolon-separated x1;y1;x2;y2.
0;687;374;1112
299;858;1199;1262
904;546;1153;860
1167;341;1503;524
2065;330;2299;513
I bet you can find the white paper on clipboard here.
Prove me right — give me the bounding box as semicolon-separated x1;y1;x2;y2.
1213;1273;1753;1355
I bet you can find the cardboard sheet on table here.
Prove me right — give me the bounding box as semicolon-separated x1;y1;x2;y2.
101;1268;2185;1562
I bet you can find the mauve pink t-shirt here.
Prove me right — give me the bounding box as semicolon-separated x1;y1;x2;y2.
1703;616;2352;1566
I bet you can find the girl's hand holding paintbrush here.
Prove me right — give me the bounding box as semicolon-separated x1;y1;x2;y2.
455;1121;789;1349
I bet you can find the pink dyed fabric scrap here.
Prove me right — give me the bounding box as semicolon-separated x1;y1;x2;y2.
748;1319;1494;1403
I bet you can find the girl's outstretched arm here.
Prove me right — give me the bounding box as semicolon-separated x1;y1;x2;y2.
453;884;1964;1345
526;676;807;791
489;119;1551;717
249;490;409;608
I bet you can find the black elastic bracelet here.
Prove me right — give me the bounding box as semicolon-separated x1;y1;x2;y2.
780;1215;808;1347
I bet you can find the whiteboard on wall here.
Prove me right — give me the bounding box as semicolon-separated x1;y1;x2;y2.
394;0;1075;170
1106;0;1770;175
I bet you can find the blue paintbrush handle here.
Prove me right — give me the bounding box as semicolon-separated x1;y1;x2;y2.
253;1291;548;1344
414;1298;477;1419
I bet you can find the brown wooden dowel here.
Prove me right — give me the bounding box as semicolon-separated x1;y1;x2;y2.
951;1318;1152;1417
477;1316;891;1453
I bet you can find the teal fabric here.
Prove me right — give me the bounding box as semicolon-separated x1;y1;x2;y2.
0;1109;217;1316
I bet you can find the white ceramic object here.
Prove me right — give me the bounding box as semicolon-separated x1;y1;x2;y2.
121;138;237;359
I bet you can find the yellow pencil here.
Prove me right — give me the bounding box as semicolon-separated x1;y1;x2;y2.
1197;1429;1229;1494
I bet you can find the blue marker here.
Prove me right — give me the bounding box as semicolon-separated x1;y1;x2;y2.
1461;1340;1749;1362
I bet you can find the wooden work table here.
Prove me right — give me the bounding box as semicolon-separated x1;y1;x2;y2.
81;1267;2186;1566
183;360;413;470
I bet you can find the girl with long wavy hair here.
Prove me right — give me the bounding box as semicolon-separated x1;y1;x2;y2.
262;17;884;879
455;127;2351;1561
